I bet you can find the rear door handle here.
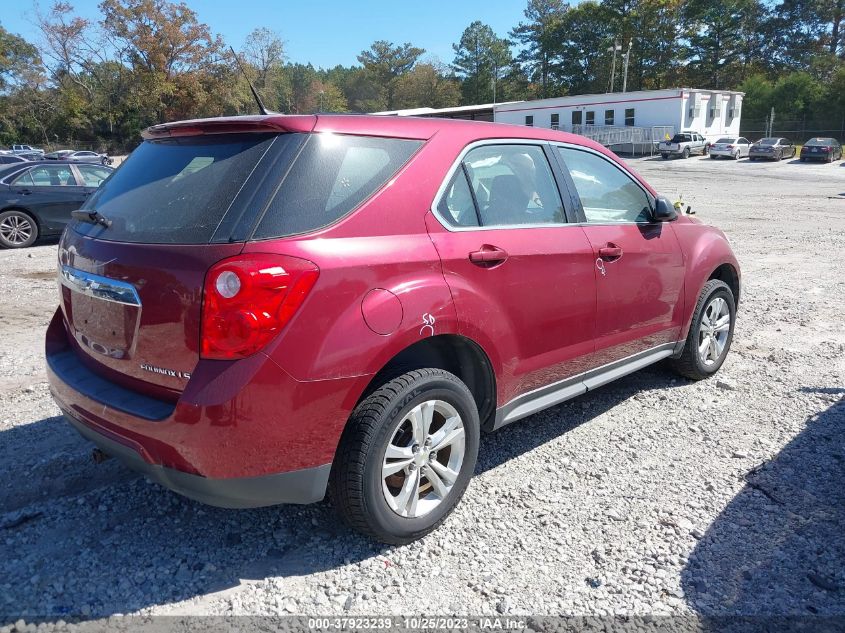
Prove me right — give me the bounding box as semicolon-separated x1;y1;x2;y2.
598;244;623;261
469;246;509;266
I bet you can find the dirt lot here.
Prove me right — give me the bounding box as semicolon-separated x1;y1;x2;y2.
1;155;843;625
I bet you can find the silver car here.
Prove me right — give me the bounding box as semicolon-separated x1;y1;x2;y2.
709;137;751;160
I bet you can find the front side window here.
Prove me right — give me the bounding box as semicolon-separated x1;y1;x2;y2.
14;165;76;187
605;109;614;126
459;144;564;227
556;147;652;224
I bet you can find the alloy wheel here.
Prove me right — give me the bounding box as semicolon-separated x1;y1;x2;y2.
381;400;466;518
698;296;731;366
0;213;33;246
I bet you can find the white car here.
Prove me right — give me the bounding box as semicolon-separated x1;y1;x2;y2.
709;137;751;160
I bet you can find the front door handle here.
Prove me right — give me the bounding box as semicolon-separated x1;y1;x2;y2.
598;244;623;261
469;245;509;266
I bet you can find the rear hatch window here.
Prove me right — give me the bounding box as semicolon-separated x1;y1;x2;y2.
75;133;285;244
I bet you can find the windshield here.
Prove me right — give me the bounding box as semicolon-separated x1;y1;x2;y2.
76;133;281;244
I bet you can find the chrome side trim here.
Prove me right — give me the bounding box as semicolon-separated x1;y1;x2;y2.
60;265;141;306
492;342;677;430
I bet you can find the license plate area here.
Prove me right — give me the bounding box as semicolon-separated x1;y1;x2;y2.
60;266;142;360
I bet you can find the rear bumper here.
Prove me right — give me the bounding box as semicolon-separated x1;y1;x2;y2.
709;149;736;157
63;408;330;508
46;308;363;507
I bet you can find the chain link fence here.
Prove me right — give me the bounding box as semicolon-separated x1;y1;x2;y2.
740;118;845;143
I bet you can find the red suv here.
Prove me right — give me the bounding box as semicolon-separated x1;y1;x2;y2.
47;114;740;543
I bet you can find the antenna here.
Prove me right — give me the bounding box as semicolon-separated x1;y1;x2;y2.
230;46;273;115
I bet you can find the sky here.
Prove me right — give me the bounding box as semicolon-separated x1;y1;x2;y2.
1;0;529;69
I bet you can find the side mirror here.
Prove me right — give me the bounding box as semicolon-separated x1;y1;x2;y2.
652;195;678;222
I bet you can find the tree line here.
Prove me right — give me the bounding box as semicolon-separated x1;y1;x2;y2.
1;0;844;151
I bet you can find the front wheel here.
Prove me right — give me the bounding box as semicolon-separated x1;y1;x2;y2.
670;279;736;380
330;369;480;544
0;210;38;249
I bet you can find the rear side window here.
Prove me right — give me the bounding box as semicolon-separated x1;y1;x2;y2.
253;134;421;239
76;134;278;244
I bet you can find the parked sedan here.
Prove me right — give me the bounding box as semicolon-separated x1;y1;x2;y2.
0;161;114;248
800;137;843;162
0;154;30;165
47;150;113;165
749;137;796;161
709;136;751;160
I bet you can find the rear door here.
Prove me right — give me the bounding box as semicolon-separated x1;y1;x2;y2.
426;142;597;405
11;164;88;232
554;145;685;367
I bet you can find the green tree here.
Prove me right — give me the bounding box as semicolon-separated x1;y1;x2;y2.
510;0;567;97
357;40;424;110
452;21;513;104
547;2;615;94
394;62;461;109
0;24;41;91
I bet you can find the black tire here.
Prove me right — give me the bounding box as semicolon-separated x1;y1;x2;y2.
330;368;480;544
703;144;710;156
661;153;669;160
0;209;38;249
683;147;690;159
734;151;740;160
669;279;736;381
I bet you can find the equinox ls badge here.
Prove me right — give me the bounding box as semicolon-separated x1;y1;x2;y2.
140;363;191;380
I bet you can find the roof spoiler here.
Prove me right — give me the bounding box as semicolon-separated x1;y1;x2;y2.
141;115;317;140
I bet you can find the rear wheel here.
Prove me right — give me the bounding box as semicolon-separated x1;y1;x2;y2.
330;369;480;544
670;279;736;380
661;153;669;160
0;210;38;249
683;147;691;159
734;151;740;160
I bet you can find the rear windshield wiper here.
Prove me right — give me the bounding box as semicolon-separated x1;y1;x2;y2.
71;209;112;228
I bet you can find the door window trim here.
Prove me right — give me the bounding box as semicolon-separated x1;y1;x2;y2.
551;143;657;226
430;138;578;232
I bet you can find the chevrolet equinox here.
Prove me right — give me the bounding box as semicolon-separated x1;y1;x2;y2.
47;114;740;544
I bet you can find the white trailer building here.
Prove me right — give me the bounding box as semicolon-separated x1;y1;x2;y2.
493;88;744;147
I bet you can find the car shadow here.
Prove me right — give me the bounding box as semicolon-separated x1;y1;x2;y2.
0;365;687;620
681;390;845;621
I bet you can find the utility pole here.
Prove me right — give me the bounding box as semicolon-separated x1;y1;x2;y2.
621;40;632;93
607;40;621;93
769;107;775;136
491;59;498;105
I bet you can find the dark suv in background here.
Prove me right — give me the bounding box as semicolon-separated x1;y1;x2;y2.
47;114;740;543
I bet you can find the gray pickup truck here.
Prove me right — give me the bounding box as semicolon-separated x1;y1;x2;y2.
658;132;710;159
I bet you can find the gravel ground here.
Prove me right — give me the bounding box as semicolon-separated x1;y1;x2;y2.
0;154;843;626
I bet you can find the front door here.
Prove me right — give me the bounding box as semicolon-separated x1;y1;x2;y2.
427;142;597;406
555;145;686;367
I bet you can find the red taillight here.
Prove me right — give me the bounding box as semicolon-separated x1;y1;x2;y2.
200;254;319;360
821;146;831;152
726;145;734;149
